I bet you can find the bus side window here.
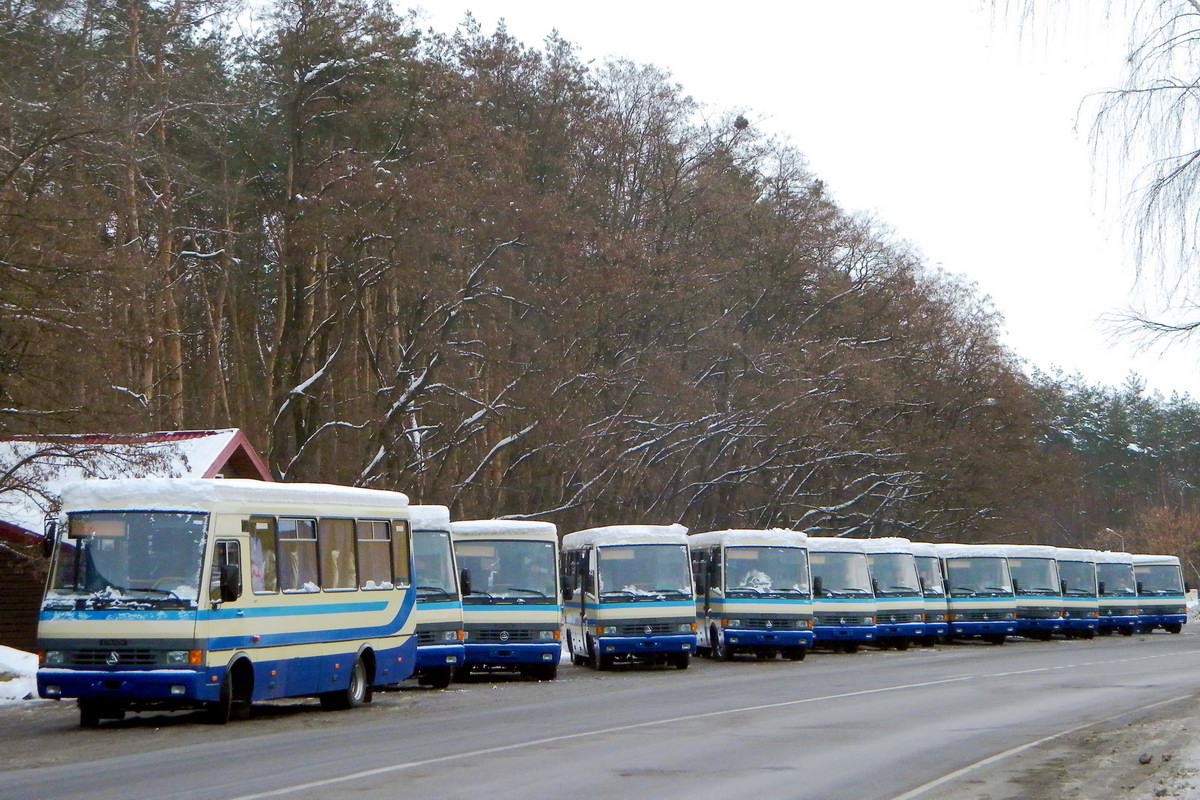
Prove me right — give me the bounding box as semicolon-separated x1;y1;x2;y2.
212;540;242;602
391;519;412;587
318;518;358;591
279;518;318;592
357;520;392;590
248;517;278;594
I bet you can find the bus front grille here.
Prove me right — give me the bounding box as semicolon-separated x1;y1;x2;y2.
70;649;159;667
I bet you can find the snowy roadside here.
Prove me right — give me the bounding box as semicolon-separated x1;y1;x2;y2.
0;646;37;704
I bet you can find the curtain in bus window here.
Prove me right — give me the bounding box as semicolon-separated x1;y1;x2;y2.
358;520;392;589
319;519;358;590
278;519;318;592
391;520;411;586
250;517;278;594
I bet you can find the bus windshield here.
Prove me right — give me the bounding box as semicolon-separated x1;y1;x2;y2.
598;544;691;600
810;552;872;597
914;555;945;597
1097;563;1136;596
1135;564;1184;595
723;546;809;597
413;531;458;602
457;539;556;603
1008;558;1060;595
1058;560;1097;597
45;512;208;608
866;553;922;597
945;557;1012;598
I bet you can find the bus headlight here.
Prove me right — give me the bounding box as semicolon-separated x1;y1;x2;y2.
442;630;459;642
42;651;65;666
166;651;189;665
722;619;741;628
599;626;617;635
538;630;560;641
679;623;694;633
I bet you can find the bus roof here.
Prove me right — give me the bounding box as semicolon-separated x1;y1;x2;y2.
407;504;450;531
59;477;409;513
932;543;1013;559
688;529;807;548
805;536;868;554
562;523;687;548
987;544;1062;559
1131;553;1182;567
449;520;558;539
859;537;915;555
908;541;941;558
1054;546;1099;562
1093;550;1134;565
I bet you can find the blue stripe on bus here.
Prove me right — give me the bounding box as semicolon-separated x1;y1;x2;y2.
40;599;394;622
206;590;417;651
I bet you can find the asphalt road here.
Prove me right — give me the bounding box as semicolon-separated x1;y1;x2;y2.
3;631;1199;800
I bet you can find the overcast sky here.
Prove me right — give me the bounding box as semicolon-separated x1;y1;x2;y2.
419;1;1199;397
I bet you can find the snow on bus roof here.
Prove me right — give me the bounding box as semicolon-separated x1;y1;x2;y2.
932;543;1014;559
1054;546;1100;562
688;529;807;548
407;504;450;531
986;544;1063;559
805;536;868;553
449;520;558;538
859;537;915;555
1131;553;1181;566
1093;550;1134;564
562;524;688;547
60;478;409;512
908;542;941;558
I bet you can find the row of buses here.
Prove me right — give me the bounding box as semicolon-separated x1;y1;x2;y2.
33;479;1188;727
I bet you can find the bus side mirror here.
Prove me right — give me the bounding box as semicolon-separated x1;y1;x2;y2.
871;578;880;595
460;568;472;596
918;576;927;592
1060;579;1067;595
562;585;574;602
813;576;823;597
583;573;595;595
695;574;707;594
1098;580;1106;595
1012;578;1020;593
1137;581;1144;595
41;518;56;559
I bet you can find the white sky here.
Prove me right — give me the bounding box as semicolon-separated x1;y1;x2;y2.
419;1;1200;398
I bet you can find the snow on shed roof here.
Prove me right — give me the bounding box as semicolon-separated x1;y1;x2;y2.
805;536;868;553
1131;553;1181;566
0;429;271;539
859;537;915;554
1093;550;1134;564
688;529;807;548
406;505;450;531
1054;547;1100;562
562;524;688;548
450;520;558;539
61;478;408;512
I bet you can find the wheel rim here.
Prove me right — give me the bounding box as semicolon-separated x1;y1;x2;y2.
349;661;366;703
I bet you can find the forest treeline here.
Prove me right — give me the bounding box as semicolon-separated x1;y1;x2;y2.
1;0;1196;564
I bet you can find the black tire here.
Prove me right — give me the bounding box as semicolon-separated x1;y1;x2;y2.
527;663;558;681
713;628;732;662
672;652;690;670
78;699;109;728
425;667;454;689
1119;627;1134;637
1166;623;1183;634
841;642;859;654
786;648;807;661
1098;627;1113;636
206;671;234;725
983;634;1007;645
894;637;911;651
1081;629;1096;640
320;656;371;711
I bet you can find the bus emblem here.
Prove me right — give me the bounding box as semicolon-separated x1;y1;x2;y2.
499;631;509;642
765;620;773;629
644;625;653;636
106;652;120;666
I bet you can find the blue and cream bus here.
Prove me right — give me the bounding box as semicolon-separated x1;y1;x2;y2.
38;478;417;727
688;529;813;661
1095;550;1139;636
450;520;562;680
862;537;924;650
561;524;696;670
934;543;1017;644
996;544;1065;641
408;505;464;689
910;541;949;646
807;537;877;653
1133;553;1187;634
1054;547;1099;639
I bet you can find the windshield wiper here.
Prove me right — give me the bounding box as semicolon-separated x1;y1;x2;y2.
416;585;452;597
499;587;549;598
652;588;689;597
951;586;978;596
128;586;186;601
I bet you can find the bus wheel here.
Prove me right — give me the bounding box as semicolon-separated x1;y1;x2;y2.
321;656;371;711
894;638;911;651
425;667;454;689
78;699;120;728
524;663;558;681
1081;629;1096;640
1166;623;1183;634
841;642;859;654
671;653;690;670
713;629;732;662
983;634;1006;645
786;648;807;661
1119;627;1134;637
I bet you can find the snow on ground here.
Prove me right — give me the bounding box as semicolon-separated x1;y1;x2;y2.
0;646;36;703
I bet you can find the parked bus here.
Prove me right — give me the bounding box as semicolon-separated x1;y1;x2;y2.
1054;547;1099;639
1094;550;1138;636
862;538;924;650
909;541;948;646
408;505;464;689
688;529;814;661
997;544;1065;641
38;478;416;727
561;524;696;670
807;537;877;653
450;520;561;680
934;544;1017;644
1133;553;1187;634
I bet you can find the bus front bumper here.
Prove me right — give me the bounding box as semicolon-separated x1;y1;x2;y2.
1139;613;1187;628
463;642;560;667
874;621;924;639
1016;618;1064;634
948;621;1016;636
416;644;465;671
1098;614;1139;631
813;625;876;643
923;622;949;638
595;634;696;656
1063;617;1098;633
721;629;814;649
38;668;216;703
